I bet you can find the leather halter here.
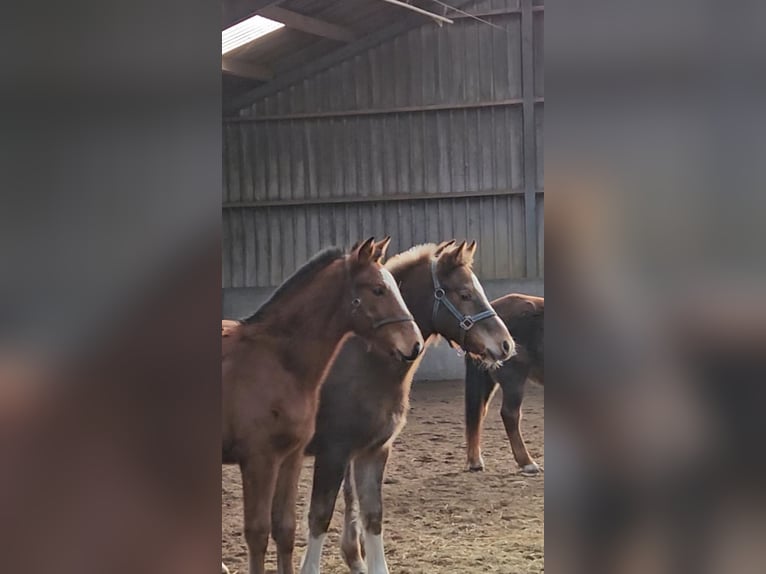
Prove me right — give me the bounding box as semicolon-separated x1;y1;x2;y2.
430;258;497;348
347;258;414;330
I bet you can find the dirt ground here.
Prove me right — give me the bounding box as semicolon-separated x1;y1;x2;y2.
222;379;544;574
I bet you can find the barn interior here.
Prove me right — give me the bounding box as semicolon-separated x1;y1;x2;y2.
221;0;544;379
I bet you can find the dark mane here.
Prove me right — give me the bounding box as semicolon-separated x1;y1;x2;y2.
243;247;345;324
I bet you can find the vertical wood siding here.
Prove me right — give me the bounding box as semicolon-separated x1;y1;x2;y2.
223;0;543;288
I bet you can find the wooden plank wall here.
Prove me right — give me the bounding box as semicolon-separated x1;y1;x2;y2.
223;0;544;288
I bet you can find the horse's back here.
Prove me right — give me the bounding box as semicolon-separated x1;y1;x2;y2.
491;293;544;383
492;293;543;318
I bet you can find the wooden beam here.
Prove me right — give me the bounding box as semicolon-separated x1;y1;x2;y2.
222;58;274;81
223;189;544;210
224;0;476;113
223;98;546;123
259;6;356;43
521;0;539;278
222;0;282;30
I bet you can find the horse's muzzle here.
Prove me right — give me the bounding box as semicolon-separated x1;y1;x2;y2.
398;341;423;362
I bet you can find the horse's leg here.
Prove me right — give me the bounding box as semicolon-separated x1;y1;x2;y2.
354;447;391;574
464;358;498;471
299;450;348;574
340;462;366;574
241;456;279;574
499;364;540;475
271;449;304;574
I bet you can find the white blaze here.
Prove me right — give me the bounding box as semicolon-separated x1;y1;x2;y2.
381;267;408;311
470;271;515;360
471;272;493;308
299;533;326;574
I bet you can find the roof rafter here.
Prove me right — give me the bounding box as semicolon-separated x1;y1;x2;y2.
224;0;476;114
260;6;356;43
222;57;275;81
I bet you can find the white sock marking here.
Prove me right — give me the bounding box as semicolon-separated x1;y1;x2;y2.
299;533;326;574
364;531;389;574
522;462;541;475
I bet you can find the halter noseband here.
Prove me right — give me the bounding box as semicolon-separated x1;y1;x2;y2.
430;258;497;348
347;258;414;330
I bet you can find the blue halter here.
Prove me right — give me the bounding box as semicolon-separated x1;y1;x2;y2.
430;258;497;348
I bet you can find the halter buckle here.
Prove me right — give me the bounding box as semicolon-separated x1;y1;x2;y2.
351;298;361;308
459;316;475;330
434;287;446;300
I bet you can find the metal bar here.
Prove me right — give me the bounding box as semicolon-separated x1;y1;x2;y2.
379;0;454;25
224;97;544;123
223;188;544;209
521;0;539;278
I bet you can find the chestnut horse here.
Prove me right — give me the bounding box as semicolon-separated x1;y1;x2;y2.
299;241;515;574
464;294;544;474
222;238;423;574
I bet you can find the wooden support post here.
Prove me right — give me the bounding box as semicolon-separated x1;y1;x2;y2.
521;0;539;278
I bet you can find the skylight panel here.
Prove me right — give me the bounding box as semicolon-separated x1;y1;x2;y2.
222;15;284;55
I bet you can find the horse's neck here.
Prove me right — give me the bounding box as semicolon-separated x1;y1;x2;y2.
269;264;351;383
392;262;437;341
298;321;351;385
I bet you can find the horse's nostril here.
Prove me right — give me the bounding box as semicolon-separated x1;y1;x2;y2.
502;340;511;354
412;341;423;357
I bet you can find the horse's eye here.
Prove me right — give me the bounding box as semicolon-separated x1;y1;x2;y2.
373;286;385;296
460;293;473;302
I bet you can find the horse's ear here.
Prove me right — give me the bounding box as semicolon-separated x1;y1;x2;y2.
353;237;376;264
438;240;465;271
462;240;478;265
441;240;476;267
372;236;392;262
434;239;456;257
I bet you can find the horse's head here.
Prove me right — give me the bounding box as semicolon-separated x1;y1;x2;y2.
347;237;424;362
431;240;515;369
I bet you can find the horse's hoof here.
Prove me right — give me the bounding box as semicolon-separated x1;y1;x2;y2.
520;462;541;476
467;463;485;472
348;560;367;574
221;562;230;574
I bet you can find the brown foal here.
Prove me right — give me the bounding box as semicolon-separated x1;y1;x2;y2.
465;294;544;474
299;241;516;574
222;237;423;574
